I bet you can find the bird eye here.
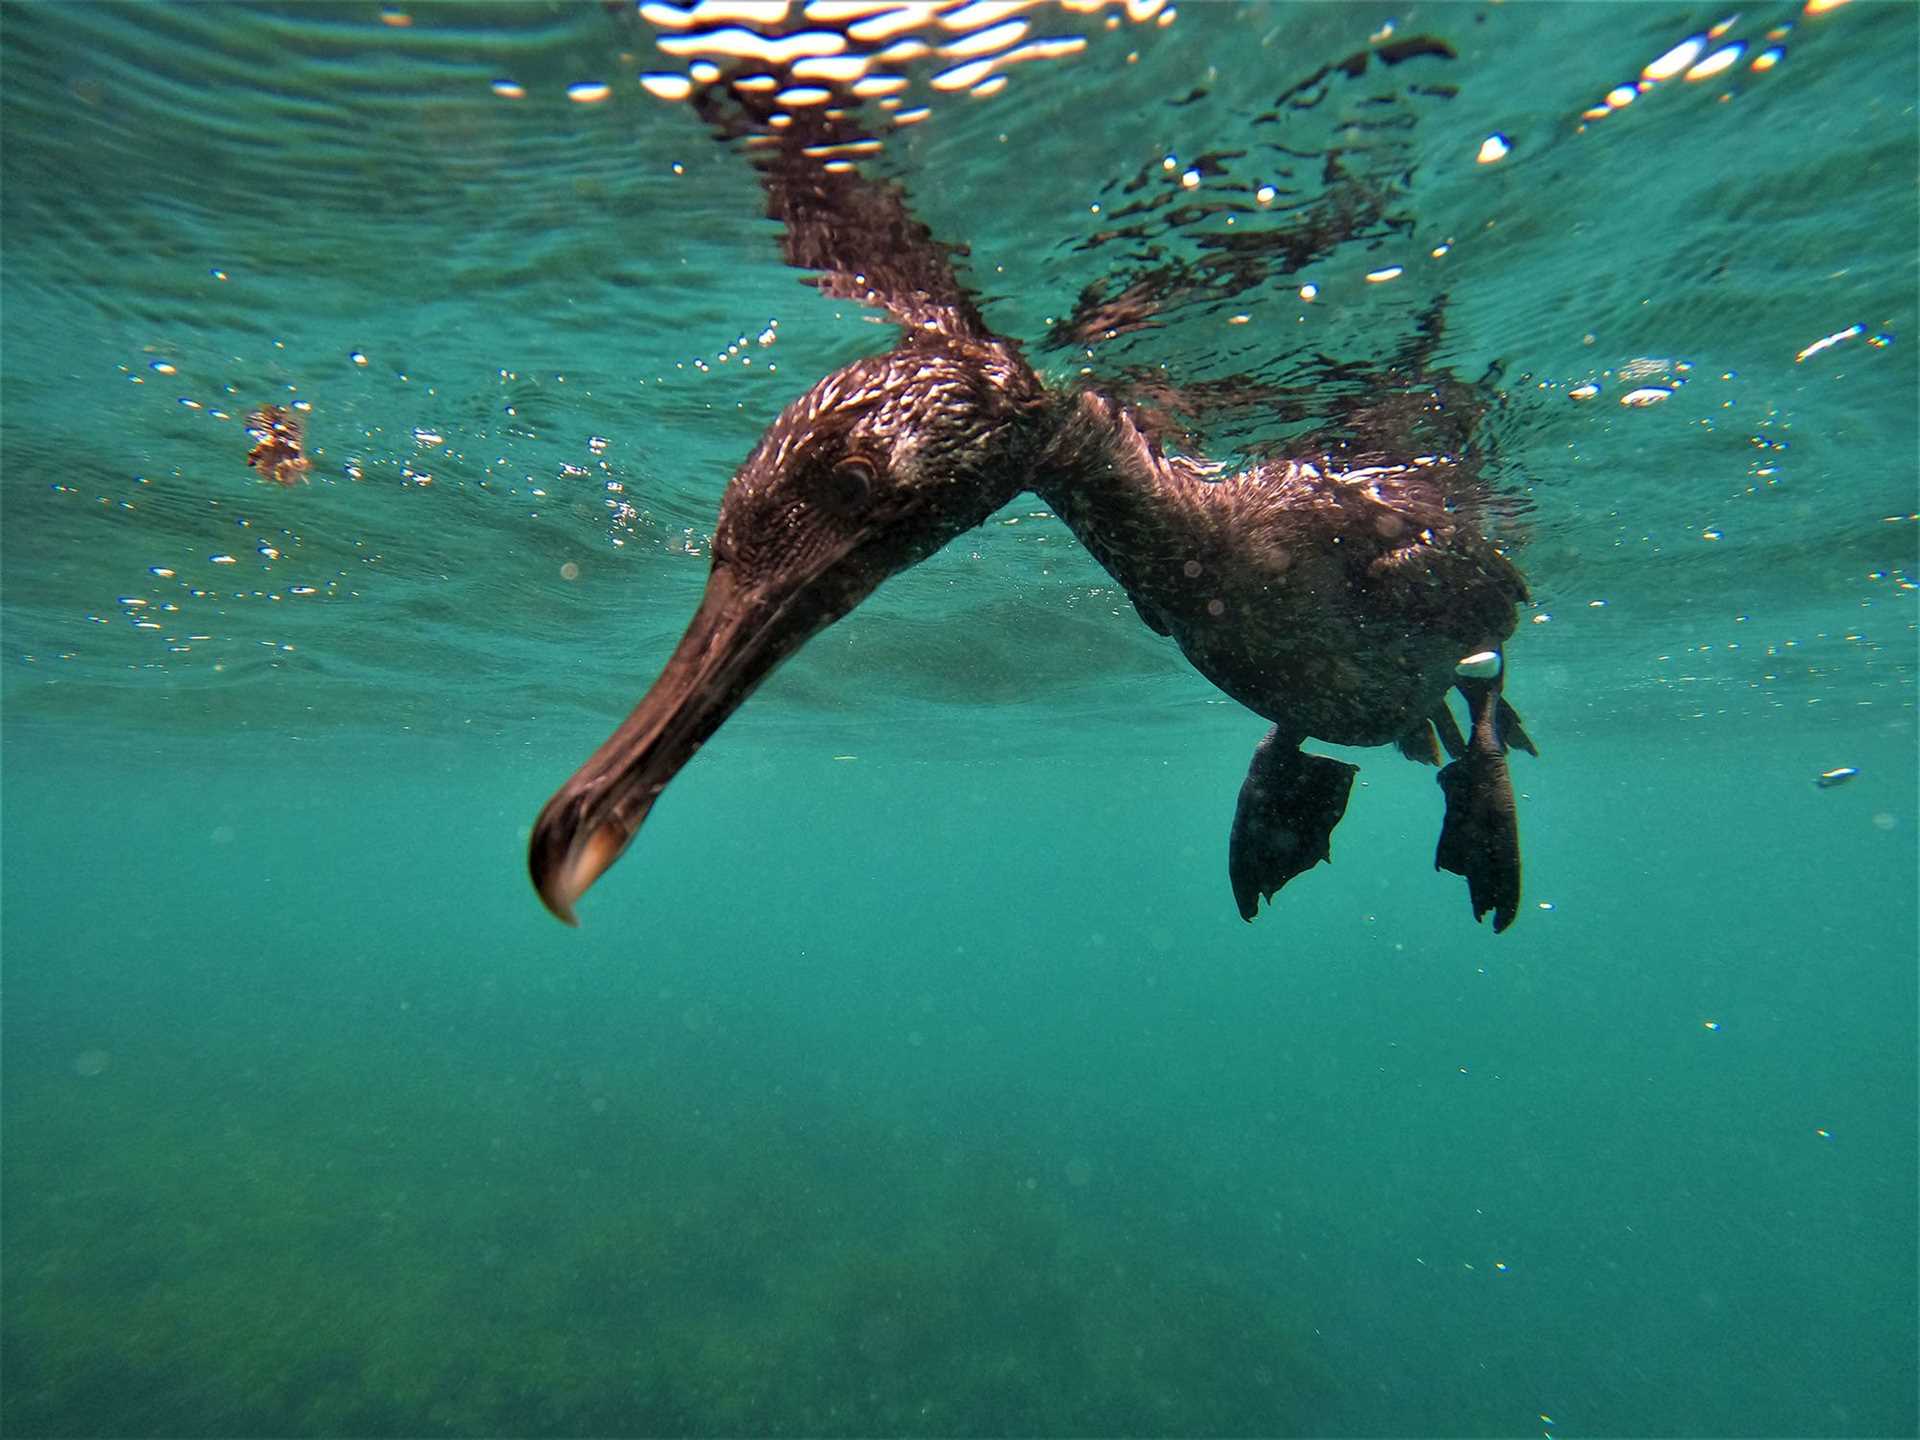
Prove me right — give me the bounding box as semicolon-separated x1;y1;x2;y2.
811;452;876;514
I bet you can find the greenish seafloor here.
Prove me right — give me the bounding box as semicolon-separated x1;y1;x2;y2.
3;715;1914;1437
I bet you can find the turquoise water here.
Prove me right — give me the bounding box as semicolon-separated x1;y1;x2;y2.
2;2;1915;1435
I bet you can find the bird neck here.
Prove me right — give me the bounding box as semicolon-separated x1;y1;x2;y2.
1029;388;1191;593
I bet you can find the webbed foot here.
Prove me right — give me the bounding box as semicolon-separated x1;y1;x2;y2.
1395;719;1443;767
1229;728;1358;921
1435;671;1522;932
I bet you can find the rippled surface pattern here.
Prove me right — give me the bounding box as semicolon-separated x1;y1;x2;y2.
3;3;1914;1436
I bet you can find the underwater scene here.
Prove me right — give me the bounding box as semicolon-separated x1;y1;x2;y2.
2;1;1914;1435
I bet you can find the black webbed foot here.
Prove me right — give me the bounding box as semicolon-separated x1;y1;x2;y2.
1229;728;1358;922
1498;696;1538;757
1434;670;1522;932
1395;719;1442;767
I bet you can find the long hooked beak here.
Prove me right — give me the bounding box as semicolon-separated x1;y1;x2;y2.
528;564;809;924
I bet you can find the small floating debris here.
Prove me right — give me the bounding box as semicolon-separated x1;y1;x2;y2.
1455;650;1501;679
244;404;311;486
1644;36;1706;81
1815;766;1859;789
1685;43;1744;81
1795;322;1863;363
640;73;693;100
1619;386;1672;407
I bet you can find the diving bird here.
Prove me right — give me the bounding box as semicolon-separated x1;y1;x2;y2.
529;69;1534;934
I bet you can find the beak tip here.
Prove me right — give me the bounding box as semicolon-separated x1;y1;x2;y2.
530;866;581;927
530;815;630;929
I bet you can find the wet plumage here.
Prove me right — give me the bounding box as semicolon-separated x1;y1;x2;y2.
529;64;1534;934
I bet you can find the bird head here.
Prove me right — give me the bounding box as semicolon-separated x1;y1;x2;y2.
529;338;1039;923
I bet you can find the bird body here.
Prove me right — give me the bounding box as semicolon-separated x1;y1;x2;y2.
1030;386;1526;752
